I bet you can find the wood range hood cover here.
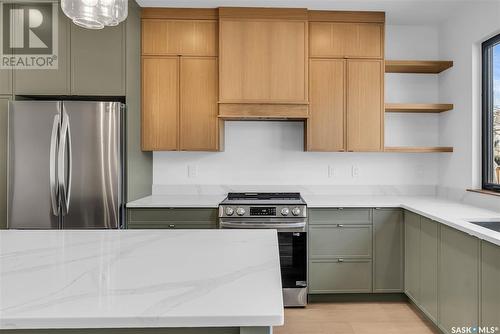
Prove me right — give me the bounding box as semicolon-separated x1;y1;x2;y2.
217;7;310;120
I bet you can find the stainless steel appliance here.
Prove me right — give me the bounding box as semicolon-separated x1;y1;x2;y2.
8;101;124;229
219;192;308;307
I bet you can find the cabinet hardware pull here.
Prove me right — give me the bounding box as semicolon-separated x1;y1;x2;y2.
338;258;344;262
169;224;175;228
338;224;344;227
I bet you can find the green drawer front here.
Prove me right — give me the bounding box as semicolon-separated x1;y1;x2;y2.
127;221;217;229
128;208;217;223
309;225;372;259
309;208;372;225
309;259;373;293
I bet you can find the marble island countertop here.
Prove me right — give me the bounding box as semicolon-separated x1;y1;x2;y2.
0;230;283;330
127;194;500;246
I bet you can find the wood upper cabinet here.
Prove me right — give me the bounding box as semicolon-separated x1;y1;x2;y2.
309;22;384;58
180;57;219;151
142;20;218;56
308;59;345;151
219;9;308;103
346;60;384;152
142;57;179;151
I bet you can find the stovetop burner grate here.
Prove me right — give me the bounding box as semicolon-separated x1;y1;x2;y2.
227;192;301;201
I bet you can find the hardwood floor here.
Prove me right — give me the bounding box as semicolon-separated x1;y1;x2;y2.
274;302;440;334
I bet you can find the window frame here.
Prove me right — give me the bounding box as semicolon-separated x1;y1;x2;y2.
482;33;500;193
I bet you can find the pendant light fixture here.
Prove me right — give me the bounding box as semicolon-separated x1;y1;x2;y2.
61;0;128;30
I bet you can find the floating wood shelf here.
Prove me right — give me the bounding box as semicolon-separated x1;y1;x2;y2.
385;60;453;74
385;103;453;113
384;146;454;153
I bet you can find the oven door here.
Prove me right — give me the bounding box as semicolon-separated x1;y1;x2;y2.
278;231;307;289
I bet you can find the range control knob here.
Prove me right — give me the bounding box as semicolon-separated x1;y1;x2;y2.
225;207;234;216
236;207;246;216
281;207;290;216
292;207;301;216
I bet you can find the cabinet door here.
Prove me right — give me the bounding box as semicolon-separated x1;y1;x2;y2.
219;19;307;103
404;211;420;303
309;259;372;293
0;97;9;229
127;208;218;229
346;60;383;152
71;24;125;95
439;226;479;334
142;20;218;56
373;209;403;292
141;57;179;151
481;241;500;328
13;5;70;95
309;224;372;259
419;217;439;322
309;22;383;58
180;57;219;151
307;59;345;151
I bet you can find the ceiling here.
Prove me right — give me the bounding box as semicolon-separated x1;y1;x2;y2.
134;0;476;25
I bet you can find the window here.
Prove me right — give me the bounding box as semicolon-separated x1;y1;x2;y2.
482;34;500;192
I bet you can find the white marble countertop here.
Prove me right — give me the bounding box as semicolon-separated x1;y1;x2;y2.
127;195;225;208
127;194;500;246
0;230;284;330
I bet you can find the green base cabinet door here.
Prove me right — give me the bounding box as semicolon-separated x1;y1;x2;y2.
309;259;372;293
404;211;420;303
438;225;480;334
0;97;9;229
481;241;500;329
373;208;403;292
70;24;125;96
127;208;218;229
419;217;438;323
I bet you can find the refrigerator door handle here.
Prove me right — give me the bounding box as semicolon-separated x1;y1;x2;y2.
49;114;60;216
58;110;72;216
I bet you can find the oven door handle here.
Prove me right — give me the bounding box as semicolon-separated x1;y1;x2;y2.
219;221;306;229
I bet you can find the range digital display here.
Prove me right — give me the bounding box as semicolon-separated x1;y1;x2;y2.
250;207;276;216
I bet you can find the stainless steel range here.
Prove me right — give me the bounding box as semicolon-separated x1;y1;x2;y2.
219;192;307;307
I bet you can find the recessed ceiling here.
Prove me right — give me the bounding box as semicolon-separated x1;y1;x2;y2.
134;0;473;25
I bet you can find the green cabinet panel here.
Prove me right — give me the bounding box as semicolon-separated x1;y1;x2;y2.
13;4;71;95
309;224;372;259
70;24;125;95
0;67;12;95
481;241;500;328
127;208;217;229
438;225;480;334
309;259;372;293
419;217;438;323
309;208;372;225
404;210;420;303
0;97;9;229
373;208;403;292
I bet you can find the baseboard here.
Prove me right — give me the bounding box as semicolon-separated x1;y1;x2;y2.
308;293;408;303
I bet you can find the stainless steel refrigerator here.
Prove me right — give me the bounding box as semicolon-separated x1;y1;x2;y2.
7;101;124;229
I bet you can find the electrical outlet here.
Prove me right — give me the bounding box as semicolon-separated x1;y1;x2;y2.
328;165;335;178
187;165;198;178
352;165;360;178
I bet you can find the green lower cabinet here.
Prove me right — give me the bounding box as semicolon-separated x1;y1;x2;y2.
419;217;438;323
438;225;480;334
309;224;372;259
0;96;9;229
373;208;403;292
127;208;217;229
481;241;500;328
309;259;372;293
404;211;421;303
308;208;373;294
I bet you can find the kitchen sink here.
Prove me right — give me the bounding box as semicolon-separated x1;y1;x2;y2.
467;220;500;232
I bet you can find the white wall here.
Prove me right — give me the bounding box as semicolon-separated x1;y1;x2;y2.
438;1;500;206
153;24;442;191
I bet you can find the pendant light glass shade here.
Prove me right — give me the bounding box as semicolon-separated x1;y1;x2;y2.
61;0;128;30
